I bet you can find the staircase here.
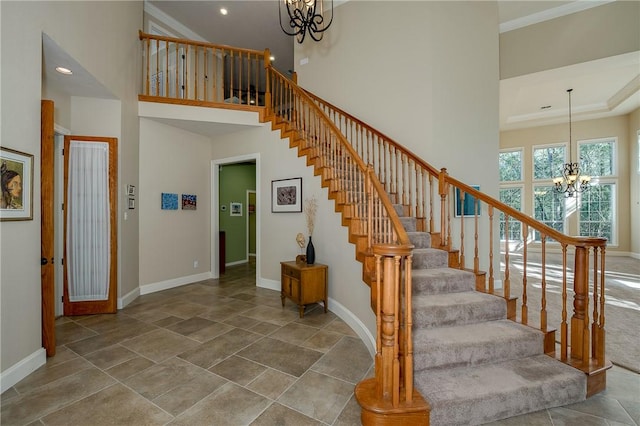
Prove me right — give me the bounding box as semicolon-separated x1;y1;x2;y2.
138;32;610;426
398;205;586;425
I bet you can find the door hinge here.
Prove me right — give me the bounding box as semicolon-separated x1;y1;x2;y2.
61;203;64;210
61;296;64;303
62;148;64;155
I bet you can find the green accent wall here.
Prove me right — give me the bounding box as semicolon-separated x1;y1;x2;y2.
219;163;256;264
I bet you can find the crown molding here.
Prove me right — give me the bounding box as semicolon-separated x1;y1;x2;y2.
143;0;208;42
500;0;616;33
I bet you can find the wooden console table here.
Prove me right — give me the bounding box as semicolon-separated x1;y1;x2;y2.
280;261;328;318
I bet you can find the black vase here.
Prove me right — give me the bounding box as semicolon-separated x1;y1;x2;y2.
306;236;316;265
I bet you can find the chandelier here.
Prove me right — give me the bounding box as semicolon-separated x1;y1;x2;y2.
553;89;591;197
279;0;334;44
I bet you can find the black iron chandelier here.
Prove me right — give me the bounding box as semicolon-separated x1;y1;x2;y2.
553;89;591;197
279;0;334;43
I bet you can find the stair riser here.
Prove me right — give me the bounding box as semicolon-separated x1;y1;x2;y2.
412;295;506;329
412;270;476;295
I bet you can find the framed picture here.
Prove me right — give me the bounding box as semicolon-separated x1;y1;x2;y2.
182;194;197;210
128;198;136;210
455;186;481;217
1;147;34;221
127;184;136;196
161;192;179;210
230;202;242;216
272;177;302;213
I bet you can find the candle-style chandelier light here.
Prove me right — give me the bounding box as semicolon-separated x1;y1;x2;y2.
279;0;334;44
553;89;591;197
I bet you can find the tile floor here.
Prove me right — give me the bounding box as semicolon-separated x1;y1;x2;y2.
1;260;638;425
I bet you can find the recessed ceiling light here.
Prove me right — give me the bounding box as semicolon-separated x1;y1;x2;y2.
270;56;275;61
220;7;228;15
55;66;73;75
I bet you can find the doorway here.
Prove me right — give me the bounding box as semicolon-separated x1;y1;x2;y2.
247;190;256;258
211;154;260;282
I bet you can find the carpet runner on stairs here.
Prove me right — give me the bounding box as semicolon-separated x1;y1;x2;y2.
397;205;587;425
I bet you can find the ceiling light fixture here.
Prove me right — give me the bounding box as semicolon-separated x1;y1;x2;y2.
553;89;591;197
55;66;73;75
279;0;333;43
220;8;228;15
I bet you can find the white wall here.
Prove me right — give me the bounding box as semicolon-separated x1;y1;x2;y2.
138;118;212;287
0;1;141;384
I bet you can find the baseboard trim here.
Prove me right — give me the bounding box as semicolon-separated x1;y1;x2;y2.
1;348;46;393
630;252;640;260
118;287;140;309
140;272;213;296
226;259;248;267
257;278;375;357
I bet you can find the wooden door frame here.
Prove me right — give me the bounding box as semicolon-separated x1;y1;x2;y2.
41;100;55;356
63;136;118;315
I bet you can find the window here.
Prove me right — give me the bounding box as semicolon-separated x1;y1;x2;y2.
499;149;523;182
577;138;617;244
579;183;615;243
499;187;522;241
533;185;565;240
533;144;565;180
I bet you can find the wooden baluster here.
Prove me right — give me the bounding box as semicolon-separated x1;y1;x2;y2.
404;254;414;402
597;246;606;366
571;245;589;363
521;223;528;324
503;215;510;299
446;186;452;250
375;253;383;394
184;44;189;99
428;175;434;233
166;41;170;98
592;247;599;359
145;38;150;95
194;45;199;99
561;243;568;361
540;236;547;332
175;43;180;98
393;254;401;407
488;206;494;293
474;198;479;274
438;169;447;248
459;190;465;270
155;38;160;96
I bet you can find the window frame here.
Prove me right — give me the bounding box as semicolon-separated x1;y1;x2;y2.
577;137;617;178
498;148;524;183
531;142;566;182
498;184;524;242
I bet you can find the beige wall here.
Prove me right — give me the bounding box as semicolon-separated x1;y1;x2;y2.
138;119;212;286
0;1;141;376
500;1;640;79
500;114;633;253
41;83;71;130
629;108;640;256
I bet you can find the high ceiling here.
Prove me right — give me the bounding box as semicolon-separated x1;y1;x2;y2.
43;1;639;133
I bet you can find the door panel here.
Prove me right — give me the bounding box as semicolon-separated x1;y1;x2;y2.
63;136;118;315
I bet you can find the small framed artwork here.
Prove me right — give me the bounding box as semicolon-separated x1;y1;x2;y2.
182;194;197;210
230;202;242;216
455;186;481;217
1;147;34;221
271;177;302;213
161;192;179;210
128;198;136;210
127;184;136;196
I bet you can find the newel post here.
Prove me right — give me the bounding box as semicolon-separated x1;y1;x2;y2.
438;168;449;248
571;245;590;363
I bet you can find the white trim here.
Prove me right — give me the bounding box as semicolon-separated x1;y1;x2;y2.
139;272;213;295
54;124;71;135
118;287;140;309
256;278;376;357
226;259;248;267
1;348;46;393
500;0;615;33
630;252;640;260
143;1;208;42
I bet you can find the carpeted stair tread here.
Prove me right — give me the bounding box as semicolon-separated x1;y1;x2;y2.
412;267;476;294
415;354;587;426
399;216;417;232
412;319;544;371
412;248;449;269
407;231;431;248
412;291;506;328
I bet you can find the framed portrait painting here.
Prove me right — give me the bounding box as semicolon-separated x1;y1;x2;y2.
1;147;34;221
271;177;302;213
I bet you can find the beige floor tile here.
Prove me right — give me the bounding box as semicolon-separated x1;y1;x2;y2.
223;314;262;330
333;395;363;426
269;322;321;345
54;321;97;346
247;368;297;400
152;372;227;416
311;336;373;383
171;382;271;425
249;321;281;336
177;328;262;369
250;402;323;425
1;369;115;426
242;305;300;326
123;357;207;400
14;357;93;393
83;344;138;370
120;328;199;363
277;370;355;424
65;321;157;356
302;329;343;352
105;356;155;381
158;300;212;319
208;355;266;386
323;318;358;336
40;383;172;426
237;337;324;377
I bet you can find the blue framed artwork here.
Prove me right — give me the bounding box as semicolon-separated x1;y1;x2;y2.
182;194;197;210
455;186;481;217
161;193;179;210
